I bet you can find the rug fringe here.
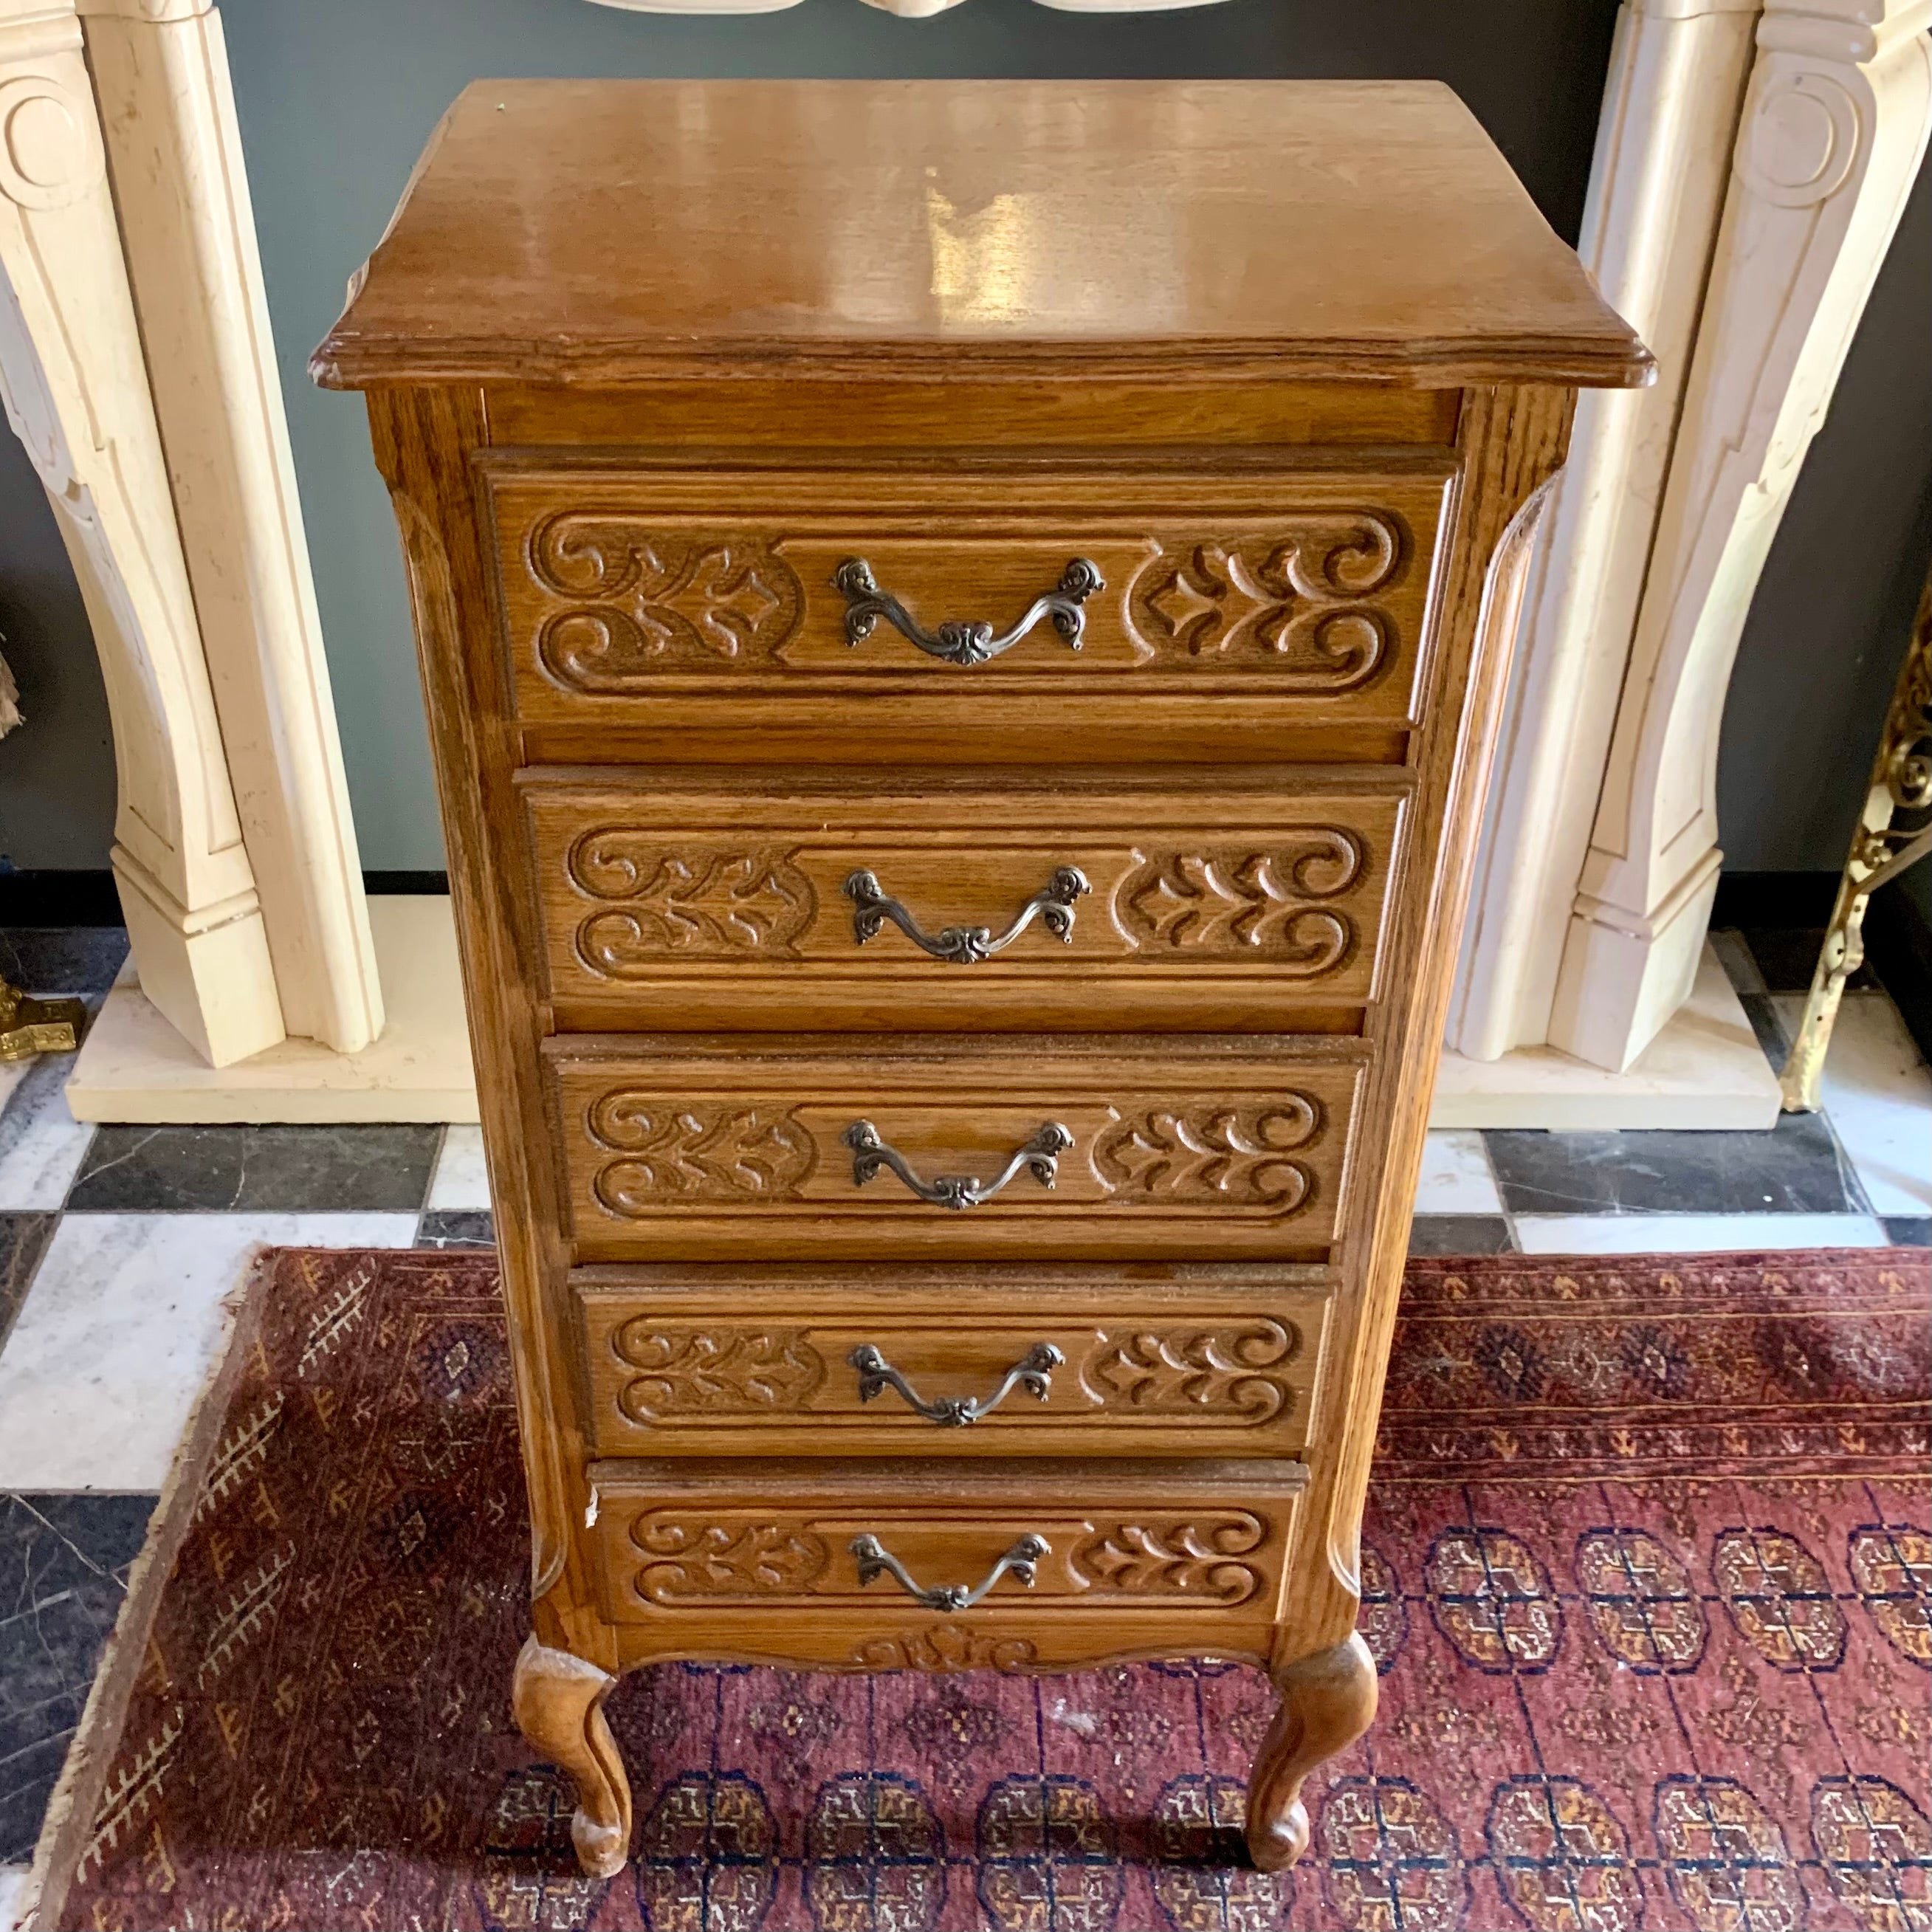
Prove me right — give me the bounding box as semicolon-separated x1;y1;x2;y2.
20;1245;281;1932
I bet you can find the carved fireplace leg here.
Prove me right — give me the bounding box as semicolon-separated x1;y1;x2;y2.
1245;1632;1378;1872
511;1633;633;1877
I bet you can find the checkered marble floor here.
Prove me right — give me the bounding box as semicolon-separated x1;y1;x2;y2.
0;919;1927;1916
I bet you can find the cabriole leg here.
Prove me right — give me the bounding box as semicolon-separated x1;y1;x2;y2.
511;1632;633;1877
1245;1631;1378;1872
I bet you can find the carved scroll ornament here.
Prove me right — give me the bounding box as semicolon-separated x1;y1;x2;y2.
1126;516;1407;687
586;1096;815;1214
528;517;804;687
1093;1101;1323;1211
1082;1321;1303;1423
1118;831;1366;974
1070;1514;1270;1605
612;1324;826;1423
567;834;815;972
630;1519;829;1602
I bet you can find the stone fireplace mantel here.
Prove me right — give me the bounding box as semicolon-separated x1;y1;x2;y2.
1;0;1922;1125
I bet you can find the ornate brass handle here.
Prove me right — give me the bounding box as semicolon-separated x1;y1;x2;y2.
843;1120;1071;1210
848;1341;1062;1426
844;865;1089;963
834;557;1104;664
850;1533;1049;1611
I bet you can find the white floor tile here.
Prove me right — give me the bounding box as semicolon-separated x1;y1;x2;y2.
1773;990;1932;1216
0;1049;92;1209
425;1124;491;1211
0;1212;419;1491
1513;1212;1891;1256
1414;1130;1503;1214
0;1865;30;1932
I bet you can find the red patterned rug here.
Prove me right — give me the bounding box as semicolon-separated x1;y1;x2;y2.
30;1248;1931;1932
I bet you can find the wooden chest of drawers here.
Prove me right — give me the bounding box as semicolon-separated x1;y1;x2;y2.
316;77;1647;1879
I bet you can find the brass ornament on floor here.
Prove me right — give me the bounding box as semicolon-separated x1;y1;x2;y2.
0;980;84;1061
1781;568;1932;1113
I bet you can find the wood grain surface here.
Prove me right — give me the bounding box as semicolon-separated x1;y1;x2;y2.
314;80;1651;388
588;1457;1307;1673
574;1262;1335;1460
521;772;1408;1031
336;72;1643;1877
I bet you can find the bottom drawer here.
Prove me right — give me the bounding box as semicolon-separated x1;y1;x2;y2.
588;1457;1303;1673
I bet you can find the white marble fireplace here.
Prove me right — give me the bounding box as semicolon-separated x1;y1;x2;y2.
1;0;1925;1124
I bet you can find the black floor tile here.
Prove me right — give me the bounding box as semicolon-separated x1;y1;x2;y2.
66;1123;441;1213
1483;1113;1865;1217
1408;1214;1514;1257
0;927;128;995
1738;993;1789;1068
0;1212;56;1352
417;1209;496;1250
1881;1217;1931;1248
1739;926;1877;994
0;1493;157;1863
1709;929;1767;998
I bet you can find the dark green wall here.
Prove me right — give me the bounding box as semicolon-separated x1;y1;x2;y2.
0;0;1924;890
0;423;115;869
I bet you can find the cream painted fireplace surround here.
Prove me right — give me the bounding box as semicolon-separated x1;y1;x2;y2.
1;0;1926;1125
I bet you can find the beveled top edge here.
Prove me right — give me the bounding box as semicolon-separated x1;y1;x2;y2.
314;79;1651;393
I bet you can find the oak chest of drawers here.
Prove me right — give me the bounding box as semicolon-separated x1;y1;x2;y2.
315;77;1647;1877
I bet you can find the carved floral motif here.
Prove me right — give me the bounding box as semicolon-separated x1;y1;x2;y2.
850;1625;1041;1672
586;1097;815;1215
630;1518;829;1602
1118;833;1366;974
1082;1323;1302;1422
613;1325;826;1423
1093;1101;1322;1211
1126;517;1406;687
1071;1515;1268;1605
527;517;804;687
567;834;815;973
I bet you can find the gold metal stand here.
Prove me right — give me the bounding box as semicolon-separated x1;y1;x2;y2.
1780;571;1932;1111
0;982;85;1062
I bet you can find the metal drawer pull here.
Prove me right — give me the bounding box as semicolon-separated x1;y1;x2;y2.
843;1119;1071;1210
850;1532;1050;1611
834;556;1104;664
845;865;1090;963
848;1341;1063;1426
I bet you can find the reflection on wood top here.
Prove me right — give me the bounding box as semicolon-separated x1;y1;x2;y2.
313;80;1650;391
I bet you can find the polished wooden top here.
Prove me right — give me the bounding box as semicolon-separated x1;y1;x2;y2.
314;79;1649;391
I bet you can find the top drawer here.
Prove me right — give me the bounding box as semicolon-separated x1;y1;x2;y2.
483;459;1457;739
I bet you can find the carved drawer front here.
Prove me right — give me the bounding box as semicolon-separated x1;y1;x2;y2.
546;1037;1366;1262
588;1457;1303;1671
523;775;1406;1030
574;1264;1334;1457
484;461;1454;733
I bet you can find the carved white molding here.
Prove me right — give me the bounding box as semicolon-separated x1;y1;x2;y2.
0;0;382;1073
79;0;384;1053
0;0;283;1066
1449;0;1762;1061
1549;0;1932;1070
